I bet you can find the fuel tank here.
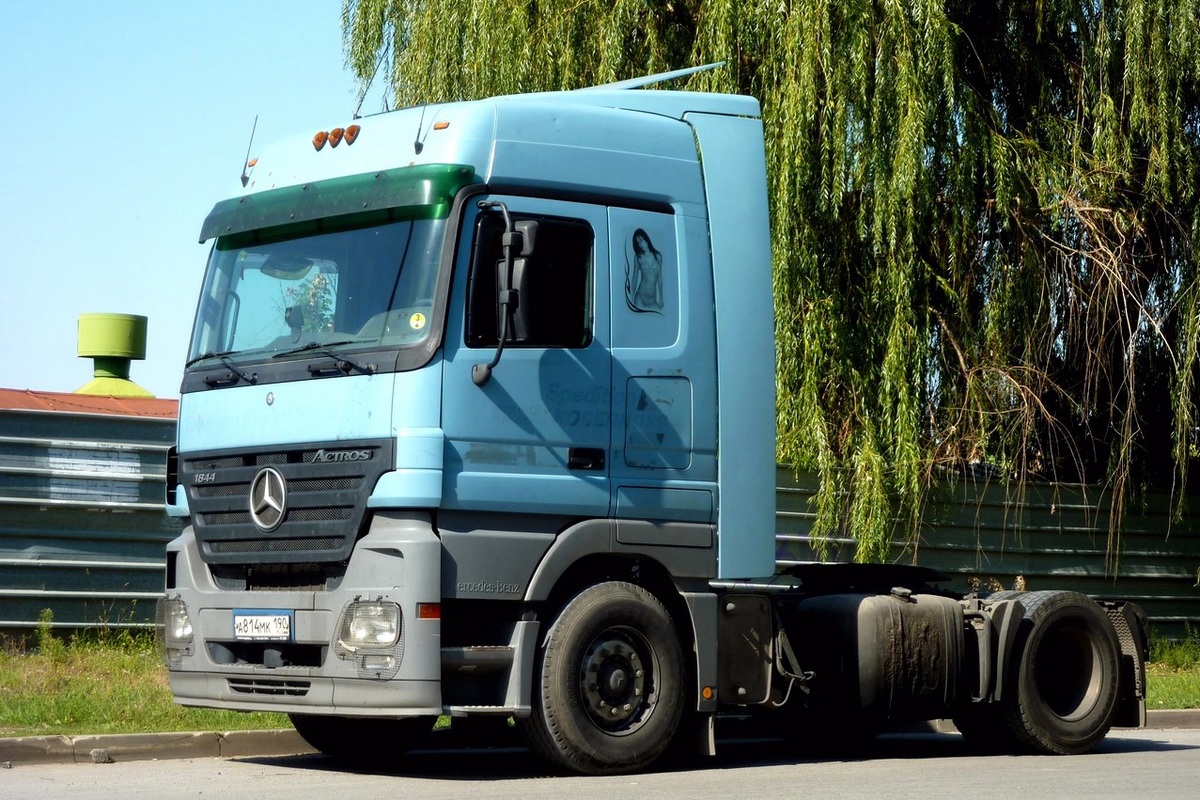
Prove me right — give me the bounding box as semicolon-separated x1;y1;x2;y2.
785;590;965;720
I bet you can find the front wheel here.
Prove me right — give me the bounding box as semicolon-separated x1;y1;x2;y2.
519;581;686;774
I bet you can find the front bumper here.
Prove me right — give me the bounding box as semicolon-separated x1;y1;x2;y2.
163;511;443;717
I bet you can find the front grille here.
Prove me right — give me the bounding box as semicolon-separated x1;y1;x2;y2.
208;537;343;554
201;455;248;469
203;511;253;526
248;562;340;591
195;475;365;500
288;507;354;523
228;678;310;697
210;561;345;592
202;507;354;526
290;477;361;492
195;483;252;499
183;439;394;565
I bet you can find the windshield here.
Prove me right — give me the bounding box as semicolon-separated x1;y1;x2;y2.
188;216;445;366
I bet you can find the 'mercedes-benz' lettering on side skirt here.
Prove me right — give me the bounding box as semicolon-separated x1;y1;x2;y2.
313;448;373;463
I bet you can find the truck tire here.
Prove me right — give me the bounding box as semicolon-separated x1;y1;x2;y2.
520;581;686;774
289;714;435;762
994;590;1121;754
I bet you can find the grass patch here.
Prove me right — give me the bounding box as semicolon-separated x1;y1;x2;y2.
0;615;287;738
1147;664;1200;710
1147;626;1200;710
1149;625;1200;671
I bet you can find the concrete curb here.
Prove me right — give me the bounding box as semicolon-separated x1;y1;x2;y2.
2;710;1198;767
0;729;314;767
1142;709;1200;730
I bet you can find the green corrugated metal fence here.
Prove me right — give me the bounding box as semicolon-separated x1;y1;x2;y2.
0;408;181;630
2;407;1196;640
775;467;1200;638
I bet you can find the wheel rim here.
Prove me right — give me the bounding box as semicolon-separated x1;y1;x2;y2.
579;626;656;734
1034;620;1103;721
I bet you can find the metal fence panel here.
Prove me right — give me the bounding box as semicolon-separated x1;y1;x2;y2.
0;409;180;630
775;467;1200;638
3;407;1197;641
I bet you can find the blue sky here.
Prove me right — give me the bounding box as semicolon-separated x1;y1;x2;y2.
1;1;384;397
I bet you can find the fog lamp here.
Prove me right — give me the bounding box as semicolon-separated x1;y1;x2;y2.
360;654;395;672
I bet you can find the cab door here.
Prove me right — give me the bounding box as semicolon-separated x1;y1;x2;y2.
441;196;611;518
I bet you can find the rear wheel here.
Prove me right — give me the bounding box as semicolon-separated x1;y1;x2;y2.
289;714;436;762
1004;591;1121;753
519;581;685;774
955;590;1120;754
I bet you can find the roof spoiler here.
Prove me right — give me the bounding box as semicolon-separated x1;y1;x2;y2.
577;62;725;92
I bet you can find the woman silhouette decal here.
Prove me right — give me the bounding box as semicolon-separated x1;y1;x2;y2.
626;228;663;312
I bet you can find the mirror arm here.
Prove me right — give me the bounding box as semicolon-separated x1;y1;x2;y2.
472;200;522;386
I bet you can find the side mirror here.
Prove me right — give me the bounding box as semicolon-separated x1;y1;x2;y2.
515;219;538;257
493;220;538;343
473;203;538;386
508;221;537;341
509;257;530;342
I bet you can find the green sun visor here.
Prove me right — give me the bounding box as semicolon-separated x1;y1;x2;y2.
199;164;478;242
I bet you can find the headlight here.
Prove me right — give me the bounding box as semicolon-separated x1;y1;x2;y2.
335;599;404;679
346;605;400;648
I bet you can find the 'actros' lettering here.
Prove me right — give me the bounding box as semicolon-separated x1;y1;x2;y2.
313;448;373;463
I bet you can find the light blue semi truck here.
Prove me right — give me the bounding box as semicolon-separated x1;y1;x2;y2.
159;71;1148;774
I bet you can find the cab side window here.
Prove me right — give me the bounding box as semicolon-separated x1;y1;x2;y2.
466;212;594;348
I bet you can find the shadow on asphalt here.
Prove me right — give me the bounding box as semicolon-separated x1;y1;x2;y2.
240;723;1197;782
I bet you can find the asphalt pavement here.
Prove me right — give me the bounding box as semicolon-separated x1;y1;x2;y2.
2;710;1198;768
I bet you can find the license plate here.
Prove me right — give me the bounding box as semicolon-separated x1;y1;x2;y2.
234;610;293;641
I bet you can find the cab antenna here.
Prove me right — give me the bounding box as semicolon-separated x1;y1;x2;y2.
239;115;258;188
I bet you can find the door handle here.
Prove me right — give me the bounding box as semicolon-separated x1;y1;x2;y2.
568;448;606;471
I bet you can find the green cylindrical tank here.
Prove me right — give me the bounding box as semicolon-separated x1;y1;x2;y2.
76;313;155;397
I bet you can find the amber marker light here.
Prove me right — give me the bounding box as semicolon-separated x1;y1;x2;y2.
345;124;361;145
312;130;329;151
433;121;450;131
702;686;715;700
329;127;345;147
416;603;441;620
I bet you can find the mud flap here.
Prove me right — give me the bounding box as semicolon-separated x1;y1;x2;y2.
1104;601;1149;727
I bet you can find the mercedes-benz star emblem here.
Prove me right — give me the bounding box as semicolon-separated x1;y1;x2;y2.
249;467;287;531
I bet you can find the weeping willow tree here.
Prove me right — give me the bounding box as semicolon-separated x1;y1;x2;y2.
343;0;1200;563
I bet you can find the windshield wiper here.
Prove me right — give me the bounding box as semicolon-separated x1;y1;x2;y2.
186;351;258;386
273;341;376;376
